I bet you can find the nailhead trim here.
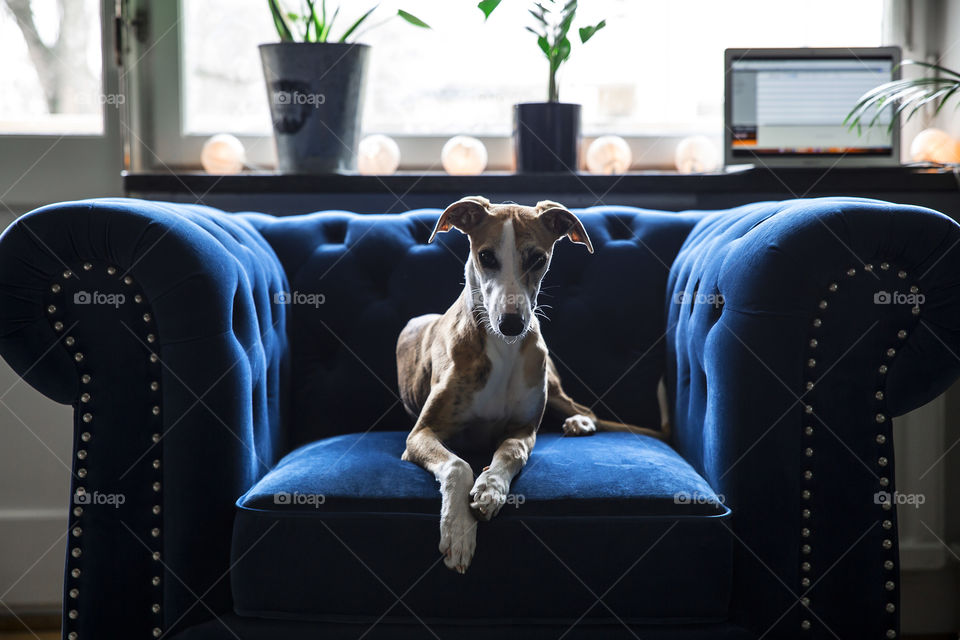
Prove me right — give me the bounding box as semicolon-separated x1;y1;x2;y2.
45;264;164;640
868;265;915;639
800;267;915;636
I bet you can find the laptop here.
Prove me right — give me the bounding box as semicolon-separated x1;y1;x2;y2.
724;47;901;168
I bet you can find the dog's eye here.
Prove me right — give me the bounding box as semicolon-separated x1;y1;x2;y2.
528;254;547;271
478;250;498;269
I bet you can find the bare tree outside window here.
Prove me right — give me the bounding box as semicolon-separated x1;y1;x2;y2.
0;0;103;134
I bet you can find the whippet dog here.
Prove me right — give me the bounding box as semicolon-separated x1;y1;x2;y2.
396;196;668;573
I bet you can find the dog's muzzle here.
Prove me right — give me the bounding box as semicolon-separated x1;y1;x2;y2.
498;313;525;337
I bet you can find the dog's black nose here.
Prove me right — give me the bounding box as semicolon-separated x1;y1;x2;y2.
499;313;525;336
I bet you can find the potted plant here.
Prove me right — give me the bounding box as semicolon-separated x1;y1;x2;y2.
478;0;605;172
262;1;429;173
845;60;960;163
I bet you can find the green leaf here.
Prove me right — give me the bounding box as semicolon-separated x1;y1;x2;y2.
902;59;960;80
397;9;430;28
537;35;550;59
525;25;545;38
320;5;339;41
579;19;605;44
555;36;571;65
304;0;319;42
557;7;575;40
477;0;501;20
268;0;295;41
844;77;951;127
339;4;378;42
528;8;548;24
933;84;960;115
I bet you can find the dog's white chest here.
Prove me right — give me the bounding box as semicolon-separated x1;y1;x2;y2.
467;339;545;426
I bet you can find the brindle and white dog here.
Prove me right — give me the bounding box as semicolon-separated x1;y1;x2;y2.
396;196;667;573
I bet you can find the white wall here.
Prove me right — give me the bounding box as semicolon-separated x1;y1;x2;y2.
932;0;960;138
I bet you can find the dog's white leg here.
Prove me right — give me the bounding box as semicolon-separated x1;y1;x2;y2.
436;458;477;572
470;432;535;521
403;426;477;573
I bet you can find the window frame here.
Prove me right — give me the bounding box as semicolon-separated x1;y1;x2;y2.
0;0;123;207
130;0;896;174
128;0;720;173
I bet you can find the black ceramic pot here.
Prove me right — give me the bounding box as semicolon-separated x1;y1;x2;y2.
514;102;582;173
259;43;370;174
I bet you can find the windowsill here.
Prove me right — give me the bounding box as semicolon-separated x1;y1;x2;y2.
124;165;960;196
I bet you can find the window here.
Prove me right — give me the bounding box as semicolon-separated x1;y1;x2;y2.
0;0;121;205
143;0;887;169
0;0;105;134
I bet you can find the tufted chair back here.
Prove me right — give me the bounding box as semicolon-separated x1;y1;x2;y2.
243;207;702;451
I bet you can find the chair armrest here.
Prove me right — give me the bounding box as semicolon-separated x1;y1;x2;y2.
667;197;960;639
0;198;289;639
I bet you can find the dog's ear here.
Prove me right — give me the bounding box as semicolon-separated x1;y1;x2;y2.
428;196;491;243
536;201;594;253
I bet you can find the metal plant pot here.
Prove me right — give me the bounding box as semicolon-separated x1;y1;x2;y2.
259;42;370;174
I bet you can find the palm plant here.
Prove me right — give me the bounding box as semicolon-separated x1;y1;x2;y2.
845;60;960;133
267;0;429;43
478;0;606;102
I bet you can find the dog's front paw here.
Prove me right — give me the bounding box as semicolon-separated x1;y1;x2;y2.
439;509;477;574
562;414;597;436
470;470;509;521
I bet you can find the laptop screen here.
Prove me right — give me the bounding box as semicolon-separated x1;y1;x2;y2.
727;51;898;163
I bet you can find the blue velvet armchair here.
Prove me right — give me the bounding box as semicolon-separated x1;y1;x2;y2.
1;197;958;640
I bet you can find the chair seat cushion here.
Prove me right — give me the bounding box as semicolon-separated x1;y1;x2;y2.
231;431;732;625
